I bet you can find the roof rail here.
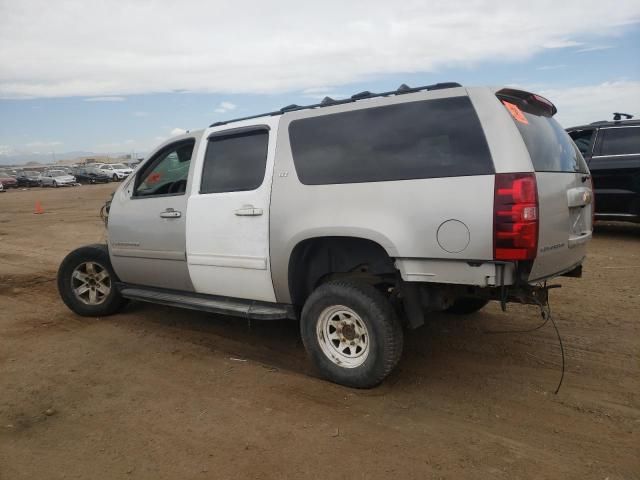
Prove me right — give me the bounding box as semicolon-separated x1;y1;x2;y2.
209;81;462;127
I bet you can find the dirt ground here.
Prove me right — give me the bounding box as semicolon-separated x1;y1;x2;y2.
0;183;638;480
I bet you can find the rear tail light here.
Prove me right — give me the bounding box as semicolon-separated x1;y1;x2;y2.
494;173;539;261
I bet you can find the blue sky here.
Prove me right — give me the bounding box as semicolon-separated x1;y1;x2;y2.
1;0;639;163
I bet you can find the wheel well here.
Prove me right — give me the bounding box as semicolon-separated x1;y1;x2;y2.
288;236;397;307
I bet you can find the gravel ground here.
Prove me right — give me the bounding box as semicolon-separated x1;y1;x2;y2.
0;184;638;479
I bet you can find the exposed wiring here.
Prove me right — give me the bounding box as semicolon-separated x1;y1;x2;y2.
482;284;565;394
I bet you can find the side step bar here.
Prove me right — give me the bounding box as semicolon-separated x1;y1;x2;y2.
118;284;296;320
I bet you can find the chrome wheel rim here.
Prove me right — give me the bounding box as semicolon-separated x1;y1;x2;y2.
71;261;111;305
316;305;369;368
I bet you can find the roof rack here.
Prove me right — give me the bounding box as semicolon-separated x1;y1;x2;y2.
209;82;462;127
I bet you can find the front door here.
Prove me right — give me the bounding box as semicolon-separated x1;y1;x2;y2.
186;119;278;302
108;136;199;291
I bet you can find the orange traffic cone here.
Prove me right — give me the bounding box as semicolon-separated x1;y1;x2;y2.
34;201;44;215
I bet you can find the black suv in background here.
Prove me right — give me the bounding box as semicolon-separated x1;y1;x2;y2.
567;116;640;223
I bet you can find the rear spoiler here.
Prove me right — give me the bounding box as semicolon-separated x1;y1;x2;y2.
497;88;557;117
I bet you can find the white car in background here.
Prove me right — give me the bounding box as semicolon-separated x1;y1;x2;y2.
98;163;133;181
40;169;77;188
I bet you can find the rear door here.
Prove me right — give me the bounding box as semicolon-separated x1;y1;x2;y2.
589;126;640;218
498;91;593;281
185;118;278;302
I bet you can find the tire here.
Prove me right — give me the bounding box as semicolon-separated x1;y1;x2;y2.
57;244;127;317
445;297;489;315
53;180;58;188
300;280;403;389
112;174;118;182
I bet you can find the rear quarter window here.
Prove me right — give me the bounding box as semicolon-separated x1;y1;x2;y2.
288;96;493;185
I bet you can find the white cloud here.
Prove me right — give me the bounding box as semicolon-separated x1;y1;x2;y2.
83;96;126;102
0;145;14;156
576;45;614;53
0;0;639;99
170;128;187;136
536;64;567;71
538;80;640;127
24;140;63;148
214;101;237;113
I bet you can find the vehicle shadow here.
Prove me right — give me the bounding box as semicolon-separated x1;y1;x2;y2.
118;301;309;375
593;221;640;239
115;300;546;389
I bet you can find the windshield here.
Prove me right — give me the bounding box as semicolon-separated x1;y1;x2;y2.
112;163;127;169
50;170;66;177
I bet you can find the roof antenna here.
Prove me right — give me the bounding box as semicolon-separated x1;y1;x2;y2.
613;112;633;121
320;96;336;106
396;83;412;93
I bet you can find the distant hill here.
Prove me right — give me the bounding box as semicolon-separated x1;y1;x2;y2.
0;150;144;166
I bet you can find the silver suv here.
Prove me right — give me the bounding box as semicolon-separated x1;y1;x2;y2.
57;83;593;388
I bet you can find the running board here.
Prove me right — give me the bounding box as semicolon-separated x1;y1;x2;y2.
118;284;295;320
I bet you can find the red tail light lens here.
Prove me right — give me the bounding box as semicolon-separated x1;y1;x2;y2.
494;173;539;261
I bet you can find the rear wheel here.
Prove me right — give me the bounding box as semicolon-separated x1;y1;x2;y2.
57;244;127;317
446;297;489;315
300;280;403;388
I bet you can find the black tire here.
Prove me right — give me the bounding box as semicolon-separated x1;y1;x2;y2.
57;244;127;317
300;280;403;389
112;174;118;182
53;180;58;188
445;297;489;315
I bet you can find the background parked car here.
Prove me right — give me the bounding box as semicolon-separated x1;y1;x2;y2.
16;170;43;187
567;114;640;223
40;169;77;188
0;182;4;193
0;172;18;189
72;166;111;184
97;163;133;181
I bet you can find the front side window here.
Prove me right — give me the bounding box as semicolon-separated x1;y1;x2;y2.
568;129;595;157
200;129;269;194
134;140;195;197
598;127;640;156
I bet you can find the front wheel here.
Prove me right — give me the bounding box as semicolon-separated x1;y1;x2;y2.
112;174;118;181
300;280;404;388
53;180;58;188
57;244;127;317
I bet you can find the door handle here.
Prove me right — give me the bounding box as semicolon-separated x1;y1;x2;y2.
234;205;263;216
160;208;181;218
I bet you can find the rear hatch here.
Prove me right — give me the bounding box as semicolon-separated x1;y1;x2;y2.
497;89;593;281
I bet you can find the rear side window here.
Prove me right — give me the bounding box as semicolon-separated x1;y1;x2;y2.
598;127;640;156
499;96;588;173
201;129;269;194
289;96;493;185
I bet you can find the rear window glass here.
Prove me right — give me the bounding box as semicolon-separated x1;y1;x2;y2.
500;98;588;173
289;96;493;185
598;127;640;156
